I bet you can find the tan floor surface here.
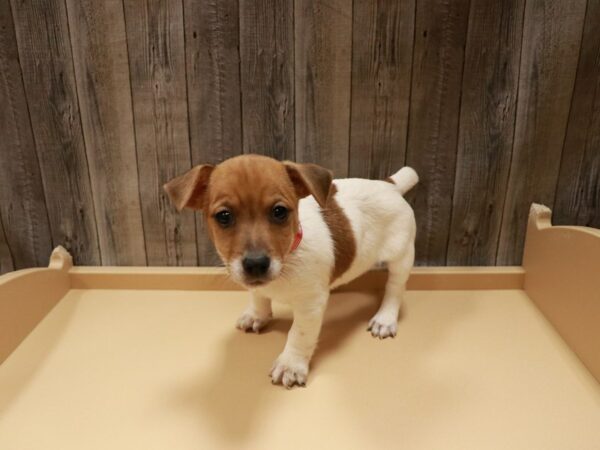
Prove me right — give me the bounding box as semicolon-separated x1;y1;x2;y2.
1;289;599;450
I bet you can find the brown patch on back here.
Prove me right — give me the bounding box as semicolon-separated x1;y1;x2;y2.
321;185;356;282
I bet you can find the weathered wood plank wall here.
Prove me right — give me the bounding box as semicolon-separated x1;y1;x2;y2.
66;0;147;265
240;0;295;161
11;0;100;265
497;0;588;264
184;0;241;265
295;0;352;176
0;214;13;273
0;0;598;272
124;0;197;267
349;0;414;180
554;0;600;229
406;0;469;265
447;0;524;265
0;0;53;269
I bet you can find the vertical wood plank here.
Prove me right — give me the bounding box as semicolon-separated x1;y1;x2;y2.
184;0;242;164
239;0;295;160
497;0;587;264
0;0;52;269
124;0;198;266
10;0;100;265
348;0;415;179
184;0;242;264
295;0;352;176
65;0;146;265
554;0;600;229
447;0;525;265
0;215;14;274
405;0;470;265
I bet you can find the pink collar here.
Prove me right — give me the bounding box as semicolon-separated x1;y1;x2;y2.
290;224;303;252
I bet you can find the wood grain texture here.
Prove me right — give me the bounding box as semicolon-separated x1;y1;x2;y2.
405;0;470;265
0;0;52;269
124;0;198;266
447;0;525;265
0;215;14;274
348;0;415;179
554;0;600;230
295;0;352;176
65;0;146;266
239;0;295;160
184;0;242;265
11;0;100;265
184;0;242;164
497;0;587;265
2;1;600;270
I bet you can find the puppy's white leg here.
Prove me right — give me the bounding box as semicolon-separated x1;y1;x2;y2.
236;293;272;333
368;244;414;339
270;295;327;388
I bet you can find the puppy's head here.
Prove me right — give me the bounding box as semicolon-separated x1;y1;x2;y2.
164;155;332;287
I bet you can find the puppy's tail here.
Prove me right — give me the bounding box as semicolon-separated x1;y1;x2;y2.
387;167;419;195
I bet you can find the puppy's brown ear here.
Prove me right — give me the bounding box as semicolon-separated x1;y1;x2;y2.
163;165;214;211
284;162;333;207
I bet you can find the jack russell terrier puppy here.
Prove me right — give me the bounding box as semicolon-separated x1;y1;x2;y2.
164;155;418;388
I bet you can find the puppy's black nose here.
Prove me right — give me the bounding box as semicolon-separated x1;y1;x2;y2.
242;253;271;277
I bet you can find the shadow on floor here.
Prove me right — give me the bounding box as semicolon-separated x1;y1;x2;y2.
170;291;382;443
170;289;477;446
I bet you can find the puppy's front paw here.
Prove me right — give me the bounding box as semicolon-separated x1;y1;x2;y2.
236;310;271;333
270;353;309;388
367;312;398;339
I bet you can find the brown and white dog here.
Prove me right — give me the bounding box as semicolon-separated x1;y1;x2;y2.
164;155;418;388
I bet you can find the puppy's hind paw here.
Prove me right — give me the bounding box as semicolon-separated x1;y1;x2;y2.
236;311;271;333
367;313;398;339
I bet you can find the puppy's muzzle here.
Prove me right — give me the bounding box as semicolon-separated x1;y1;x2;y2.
242;252;271;279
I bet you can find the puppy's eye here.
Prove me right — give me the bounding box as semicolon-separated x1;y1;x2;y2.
214;210;234;227
271;205;288;223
